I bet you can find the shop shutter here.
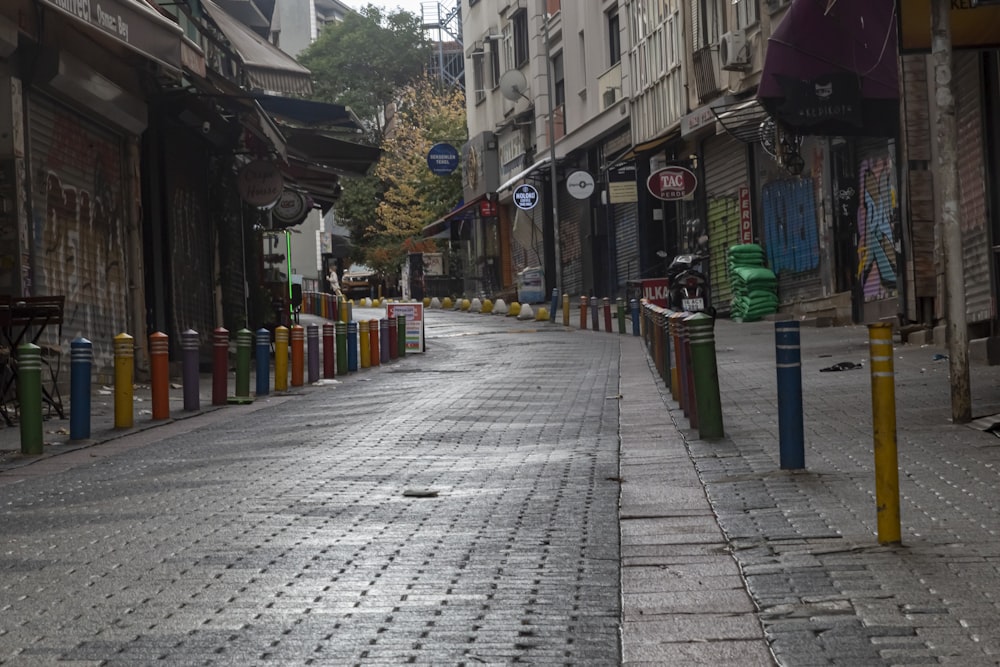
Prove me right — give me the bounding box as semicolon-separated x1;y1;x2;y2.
27;93;129;373
703;134;747;312
559;188;585;297
613;202;639;292
855;137;899;308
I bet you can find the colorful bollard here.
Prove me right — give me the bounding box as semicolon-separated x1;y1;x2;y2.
669;313;684;403
396;314;406;357
591;296;600;331
617;298;626;334
150;331;170;420
359;320;370;369
775;322;804;468
232;329;252;402
307;323;320;383
631;299;640;336
368;319;380;367
17;343;43;454
562;293;570;327
70;337;92;440
687;313;724;440
347;322;359;371
380;319;390;363
603;298;612;333
388;317;398;360
256;328;271;396
580;296;588;330
336;321;348;376
681;314;698;429
549;288;559;323
114;333;134;429
212;327;229;406
868;322;901;545
182;330;200;411
274;326;289;391
290;325;304;387
322;323;335;379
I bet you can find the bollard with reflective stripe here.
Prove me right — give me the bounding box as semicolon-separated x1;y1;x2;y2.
335;321;348;375
640;302;647;340
290;325;305;386
775;321;804;469
868;322;901;545
603;298;612;333
256;328;271;396
591;296;600;331
322;323;335;379
70;337;92;440
368;319;380;367
688;313;724;440
396;314;406;357
212;327;228;406
682;314;698;428
663;312;673;393
653;310;664;380
274;326;289;391
631;299;640;336
339;296;348;322
380;319;390;363
182;330;200;411
114;333;134;429
580;296;588;330
617;298;626;334
549;288;559;323
17;343;43;454
347;322;359;371
233;329;253;402
359;319;370;369
150;332;170;420
307;323;320;383
388;317;398;360
562;293;570;327
669;313;683;403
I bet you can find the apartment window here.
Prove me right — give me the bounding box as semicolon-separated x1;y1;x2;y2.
489;40;501;89
502;23;514;71
608;10;621;66
734;0;758;29
512;9;529;68
552;51;565;107
473;52;486;104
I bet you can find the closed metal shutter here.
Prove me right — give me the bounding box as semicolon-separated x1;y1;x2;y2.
703;134;747;312
27;93;129;374
613;202;639;291
855;137;899;307
559;188;585;296
955;52;991;324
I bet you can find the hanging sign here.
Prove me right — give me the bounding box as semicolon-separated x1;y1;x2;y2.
566;170;595;200
646;166;698;201
238;160;284;208
427;143;460;175
513;184;539;210
272;189;312;228
738;185;753;244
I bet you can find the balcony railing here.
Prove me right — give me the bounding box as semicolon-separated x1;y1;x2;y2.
692;45;721;102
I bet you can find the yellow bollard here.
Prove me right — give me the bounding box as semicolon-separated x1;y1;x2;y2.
274;326;289;391
442;297;453;309
868;323;901;545
535;306;549;321
562;294;570;326
113;333;134;429
359;319;370;369
508;302;521;317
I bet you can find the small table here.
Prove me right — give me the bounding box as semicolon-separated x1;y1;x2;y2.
0;295;66;425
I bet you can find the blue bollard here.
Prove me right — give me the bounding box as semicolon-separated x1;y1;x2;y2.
307;323;320;384
347;321;359;372
256;328;271;396
182;330;200;411
775;321;805;469
631;299;640;336
549;288;559;323
70;337;92;440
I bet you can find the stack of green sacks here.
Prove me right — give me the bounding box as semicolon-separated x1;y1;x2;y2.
728;244;778;322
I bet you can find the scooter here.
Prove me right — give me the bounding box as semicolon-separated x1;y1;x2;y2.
665;253;713;315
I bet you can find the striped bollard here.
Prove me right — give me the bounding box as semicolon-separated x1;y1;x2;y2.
290;325;304;387
388;317;398;360
580;296;588;329
256;328;271;396
17;344;43;454
549;288;559;323
70;337;92;440
307;323;320;383
233;329;253;402
775;321;804;469
336;321;348;375
591;296;600;331
562;293;570;326
369;319;380;367
631;299;640;336
182;330;200;411
379;319;390;364
347;322;359;371
868;322;901;545
669;313;684;403
322;323;335;379
150;332;169;420
212;327;228;406
359;320;370;369
681;314;697;428
688;313;723;440
396;314;407;357
114;333;134;429
662;311;673;392
274;326;289;391
603;298;612;333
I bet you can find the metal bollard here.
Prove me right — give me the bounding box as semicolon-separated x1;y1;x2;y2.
396;314;406;357
307;323;320;383
339;296;348;323
682;314;698;429
868;322;901;545
550;288;559;323
380;319;390;363
17;343;43;454
182;330;200;411
274;326;289;391
631;299;640;336
617;298;625;334
114;333;134;429
669;313;683;403
70;337;92;440
322;323;335;379
775;322;804;468
388;317;398;360
359;319;370;369
369;319;380;367
234;329;252;402
640;302;647;340
603;298;612;333
212;327;228;406
335;321;348;375
255;328;271;396
562;293;570;327
290;325;304;386
347;322;359;371
580;296;588;329
662;312;673;392
688;313;724;440
150;331;170;420
591;296;600;331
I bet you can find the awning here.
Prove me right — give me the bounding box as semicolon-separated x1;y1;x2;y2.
613;127;682;164
757;0;898;136
422;194;494;238
38;0;184;72
201;0;312;96
497;157;551;193
282;128;381;177
254;94;363;131
711;99;770;143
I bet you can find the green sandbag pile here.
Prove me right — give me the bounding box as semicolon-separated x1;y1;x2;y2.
728;244;778;322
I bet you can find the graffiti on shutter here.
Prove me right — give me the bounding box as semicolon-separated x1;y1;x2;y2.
703;134;746;312
855;138;898;305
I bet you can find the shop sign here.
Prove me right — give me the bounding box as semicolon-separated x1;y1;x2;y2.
513;184;539;210
272;189;311;227
738;185;753;243
238;160;284;208
427;143;459;175
646;166;698;201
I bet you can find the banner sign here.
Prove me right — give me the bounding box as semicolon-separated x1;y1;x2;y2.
387;303;424;353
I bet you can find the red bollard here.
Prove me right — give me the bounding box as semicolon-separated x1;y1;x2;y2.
150;331;170;420
369;319;380;367
603;298;612;333
322;322;335;378
580;296;588;330
388;318;398;360
212;327;228;406
291;324;304;387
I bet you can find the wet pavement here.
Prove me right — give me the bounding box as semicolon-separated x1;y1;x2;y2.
2;306;1000;665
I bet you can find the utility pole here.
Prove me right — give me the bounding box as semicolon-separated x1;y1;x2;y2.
542;0;562;295
931;0;971;423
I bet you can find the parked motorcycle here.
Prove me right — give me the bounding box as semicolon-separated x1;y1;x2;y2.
665;253;714;315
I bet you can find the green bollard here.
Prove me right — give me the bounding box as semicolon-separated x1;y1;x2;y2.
335;321;348;376
617;298;626;334
396;314;406;357
230;328;253;404
687;313;724;440
17;343;43;455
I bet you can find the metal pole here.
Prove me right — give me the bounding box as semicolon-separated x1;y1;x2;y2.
868;322;901;545
542;0;562;295
931;0;970;423
775;321;805;469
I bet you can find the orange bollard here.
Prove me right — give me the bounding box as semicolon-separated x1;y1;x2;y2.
290;324;304;387
150;331;170;420
369;319;380;367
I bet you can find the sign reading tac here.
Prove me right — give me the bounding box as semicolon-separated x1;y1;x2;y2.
513;184;539;210
646;166;698;201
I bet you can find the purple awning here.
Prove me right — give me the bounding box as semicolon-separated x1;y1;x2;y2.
757;0;899;136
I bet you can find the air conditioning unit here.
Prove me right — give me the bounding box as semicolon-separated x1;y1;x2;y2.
603;88;617;108
720;30;750;71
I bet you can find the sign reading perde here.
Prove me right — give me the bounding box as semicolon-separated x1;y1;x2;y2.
646;166;698;201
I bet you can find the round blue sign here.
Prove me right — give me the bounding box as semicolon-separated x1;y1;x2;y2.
427;143;459;175
513;184;539;210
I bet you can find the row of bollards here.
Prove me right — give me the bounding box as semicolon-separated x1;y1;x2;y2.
15;314;409;456
577;295;643;336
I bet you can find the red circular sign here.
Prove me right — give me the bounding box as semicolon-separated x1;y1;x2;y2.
646;166;698;201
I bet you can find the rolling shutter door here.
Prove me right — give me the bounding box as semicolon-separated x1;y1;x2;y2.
855;137;899;307
614;202;639;291
703;134;746;312
559;188;584;296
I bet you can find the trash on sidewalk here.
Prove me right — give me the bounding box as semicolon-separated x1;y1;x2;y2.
820;361;863;372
